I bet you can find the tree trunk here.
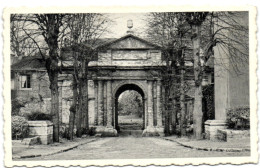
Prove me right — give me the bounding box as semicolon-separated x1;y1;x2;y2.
82;63;89;133
171;99;177;135
45;15;60;142
192;24;203;139
76;77;83;137
68;75;78;140
49;71;59;142
170;63;177;135
180;50;187;136
164;83;171;136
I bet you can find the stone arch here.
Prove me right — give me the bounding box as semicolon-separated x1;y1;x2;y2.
112;80;147;99
113;81;147;132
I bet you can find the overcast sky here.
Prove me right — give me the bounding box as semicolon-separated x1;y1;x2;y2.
103;13;148;38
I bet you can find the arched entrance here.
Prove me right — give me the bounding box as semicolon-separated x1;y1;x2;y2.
87;34;165;137
114;84;145;136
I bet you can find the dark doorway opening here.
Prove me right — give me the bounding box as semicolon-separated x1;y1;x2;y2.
115;84;145;137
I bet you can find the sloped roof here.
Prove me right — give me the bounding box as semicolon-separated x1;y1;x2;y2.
96;34;161;49
11;56;46;71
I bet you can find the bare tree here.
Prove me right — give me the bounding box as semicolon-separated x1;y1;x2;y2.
146;11;248;139
11;14;67;142
10;15;47;59
185;12;248;139
63;13;111;138
146;12;191;136
185;12;208;139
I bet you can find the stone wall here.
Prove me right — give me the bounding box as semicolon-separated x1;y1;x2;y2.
205;120;227;140
20;98;51;116
12;71;52;116
28;121;53;144
213;12;249;121
12;71;51;100
217;129;250;142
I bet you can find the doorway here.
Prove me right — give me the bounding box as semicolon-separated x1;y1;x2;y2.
114;84;145;137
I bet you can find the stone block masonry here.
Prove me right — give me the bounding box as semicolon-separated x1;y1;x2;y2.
204;120;227;141
217;129;250;142
28;121;53;144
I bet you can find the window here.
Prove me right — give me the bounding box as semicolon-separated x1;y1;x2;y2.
20;75;31;89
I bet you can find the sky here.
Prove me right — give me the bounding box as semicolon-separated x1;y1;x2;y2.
103;13;148;38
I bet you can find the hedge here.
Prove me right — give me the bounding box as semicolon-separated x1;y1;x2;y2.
226;107;250;129
26;111;52;121
12;115;29;140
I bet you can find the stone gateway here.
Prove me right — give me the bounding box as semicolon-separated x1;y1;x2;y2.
63;34;166;136
90;34;165;136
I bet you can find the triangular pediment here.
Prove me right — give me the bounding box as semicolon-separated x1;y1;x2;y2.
99;34;160;49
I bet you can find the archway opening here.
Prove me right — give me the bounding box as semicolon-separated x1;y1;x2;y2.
115;84;145;137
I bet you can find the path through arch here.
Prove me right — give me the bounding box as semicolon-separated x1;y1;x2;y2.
114;84;145;137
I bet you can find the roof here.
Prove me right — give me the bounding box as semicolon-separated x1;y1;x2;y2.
11;56;46;71
96;34;161;49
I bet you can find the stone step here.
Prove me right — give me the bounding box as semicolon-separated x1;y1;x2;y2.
118;129;143;137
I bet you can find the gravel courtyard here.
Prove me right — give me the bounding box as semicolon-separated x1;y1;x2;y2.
20;136;250;160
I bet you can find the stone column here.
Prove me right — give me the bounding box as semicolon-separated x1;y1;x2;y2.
115;97;119;129
106;80;112;127
94;81;98;125
153;81;157;126
147;80;154;127
156;80;163;127
58;81;63;123
142;98;145;129
98;80;104;126
145;98;148;128
103;81;107;126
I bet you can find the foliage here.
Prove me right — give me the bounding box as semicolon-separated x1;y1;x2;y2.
202;84;215;121
59;124;70;139
11;98;27;116
12;115;29;140
118;90;143;117
226;107;250;129
26;111;52;121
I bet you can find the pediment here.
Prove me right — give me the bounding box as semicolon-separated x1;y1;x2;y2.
100;34;160;49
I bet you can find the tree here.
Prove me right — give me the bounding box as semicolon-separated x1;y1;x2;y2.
146;13;191;136
185;12;208;139
10;15;40;59
185;12;248;139
11;14;67;142
63;13;110;138
118;91;143;117
147;12;248;139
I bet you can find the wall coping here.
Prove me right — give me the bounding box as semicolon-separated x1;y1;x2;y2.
28;120;53;126
218;129;250;135
205;120;227;126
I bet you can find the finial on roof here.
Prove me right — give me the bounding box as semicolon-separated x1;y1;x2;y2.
127;19;134;34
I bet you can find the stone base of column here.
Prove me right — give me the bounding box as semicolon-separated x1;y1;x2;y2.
205;120;227;141
93;126;118;137
142;126;165;137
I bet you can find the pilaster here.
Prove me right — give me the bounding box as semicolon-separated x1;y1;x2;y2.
156;80;163;127
98;80;104;126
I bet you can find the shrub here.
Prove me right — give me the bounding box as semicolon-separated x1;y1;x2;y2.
12;116;29;140
11;98;27;116
59;124;70;139
59;123;78;139
226;107;250;129
26;111;52;121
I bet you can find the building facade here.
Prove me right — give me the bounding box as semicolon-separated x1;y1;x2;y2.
12;34;168;136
